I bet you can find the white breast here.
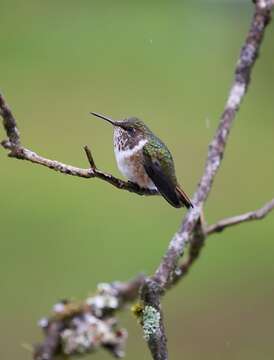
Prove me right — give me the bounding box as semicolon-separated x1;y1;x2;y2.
114;138;147;180
113;133;156;189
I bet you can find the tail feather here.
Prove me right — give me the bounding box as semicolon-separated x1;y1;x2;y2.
175;185;193;209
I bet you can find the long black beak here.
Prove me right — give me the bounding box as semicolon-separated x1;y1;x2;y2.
90;112;121;126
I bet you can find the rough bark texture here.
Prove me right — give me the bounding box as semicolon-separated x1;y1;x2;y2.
140;2;274;359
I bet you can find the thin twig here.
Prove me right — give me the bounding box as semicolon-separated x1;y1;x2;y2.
0;93;158;197
84;145;96;169
206;198;274;235
0;92;20;146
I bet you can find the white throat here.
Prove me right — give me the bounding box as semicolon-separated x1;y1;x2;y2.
114;137;148;157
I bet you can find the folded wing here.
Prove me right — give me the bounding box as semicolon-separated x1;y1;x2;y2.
142;143;192;208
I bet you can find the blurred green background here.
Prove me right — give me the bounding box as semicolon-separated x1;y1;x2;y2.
1;1;274;359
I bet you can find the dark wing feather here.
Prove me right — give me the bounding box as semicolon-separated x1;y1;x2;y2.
175;185;193;209
142;143;182;208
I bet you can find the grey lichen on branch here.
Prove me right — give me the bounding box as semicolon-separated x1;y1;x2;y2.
33;275;145;360
139;279;167;360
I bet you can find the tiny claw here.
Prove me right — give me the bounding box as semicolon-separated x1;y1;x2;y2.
127;181;141;191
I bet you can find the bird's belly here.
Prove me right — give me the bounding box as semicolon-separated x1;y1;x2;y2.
115;149;156;190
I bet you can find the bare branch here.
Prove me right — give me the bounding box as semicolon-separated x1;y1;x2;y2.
153;0;273;290
0;93;158;197
0;93;20;146
84;145;97;169
141;3;273;359
34;321;63;360
171;219;206;286
206;198;274;235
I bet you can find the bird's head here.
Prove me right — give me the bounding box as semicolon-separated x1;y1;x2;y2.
90;112;151;139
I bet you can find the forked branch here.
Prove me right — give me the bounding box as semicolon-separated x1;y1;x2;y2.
0;1;274;360
0;95;158;197
140;2;274;359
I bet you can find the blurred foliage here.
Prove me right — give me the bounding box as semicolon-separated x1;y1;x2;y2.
0;1;274;359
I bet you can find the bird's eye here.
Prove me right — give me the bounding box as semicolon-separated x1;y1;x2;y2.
127;127;134;134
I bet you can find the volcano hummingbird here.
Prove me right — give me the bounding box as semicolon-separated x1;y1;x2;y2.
90;112;193;209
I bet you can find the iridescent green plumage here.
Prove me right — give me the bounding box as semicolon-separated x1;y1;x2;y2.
91;113;193;208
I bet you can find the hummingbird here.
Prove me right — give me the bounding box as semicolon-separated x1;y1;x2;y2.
90;112;193;209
